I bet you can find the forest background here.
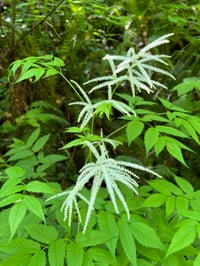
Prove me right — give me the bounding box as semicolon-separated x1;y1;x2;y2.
0;0;200;265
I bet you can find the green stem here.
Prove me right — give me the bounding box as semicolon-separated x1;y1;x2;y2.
59;72;84;102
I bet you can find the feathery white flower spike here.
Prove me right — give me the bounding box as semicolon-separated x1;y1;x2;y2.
47;139;162;233
85;33;175;97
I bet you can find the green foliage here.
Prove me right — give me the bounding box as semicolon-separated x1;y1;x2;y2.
0;0;200;265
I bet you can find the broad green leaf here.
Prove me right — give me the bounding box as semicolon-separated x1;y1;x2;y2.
48;239;65;266
97;211;118;256
154;136;166;156
26;181;53;194
43;68;59;78
0;178;23;198
9;60;23;76
27;127;41;147
172;79;200;96
131;221;164;249
9;201;27;240
181;119;200;144
5;166;25;178
17;68;40;82
126;119;144;145
158;98;188;113
0;239;40;254
165;224;196;257
144;127;159;155
156;125;187;138
76;230;112;247
163;253;187;266
142;114;169;122
24;195;45;222
148;179;183;196
25;224;58;244
37;154;67;172
141;194;166;208
34;68;45;82
8;150;34;161
165;196;176;217
175;196;188;213
61;138;83;149
0;194;23;208
66;242;83;266
194;253;200;266
82;254;94;266
32;134;51;152
174;175;194;194
87;247;116;265
0;254;32;265
166;142;187;166
118;215;137;266
28;250;46;266
189;118;200;135
179;210;200;221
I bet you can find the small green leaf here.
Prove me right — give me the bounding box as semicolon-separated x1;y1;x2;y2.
0;178;22;198
9;201;27;240
126;119;144;145
8;150;34;161
141;194;166;208
97;211;118;256
29;250;46;266
181;119;200;144
87;247;116;265
48;239;65;266
66;242;83;266
144;127;159;155
174;176;194;194
0;239;40;254
166;142;187;167
118;215;137;266
0;194;23;208
142;114;169;122
32;134;51;152
27;128;41;147
24;195;45;222
194;253;200;266
43;68;59;78
179;210;200;221
17;68;40;82
5;166;25;178
26;181;53;194
148;179;183;196
61;138;83;149
76;230;112;247
159;98;188;113
131;221;164;249
154;136;166;156
175;196;188;213
165;196;176;217
25;224;58;244
165;223;196;257
34;68;45;82
156;125;187;138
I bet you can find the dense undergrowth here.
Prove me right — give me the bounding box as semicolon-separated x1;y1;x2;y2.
0;1;200;265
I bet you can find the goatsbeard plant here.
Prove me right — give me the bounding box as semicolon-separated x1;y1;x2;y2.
46;33;174;232
9;33;174;232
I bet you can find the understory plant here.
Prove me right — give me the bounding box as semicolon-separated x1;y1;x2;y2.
0;33;199;265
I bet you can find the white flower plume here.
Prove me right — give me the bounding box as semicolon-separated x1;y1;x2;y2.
47;140;162;233
84;33;175;97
